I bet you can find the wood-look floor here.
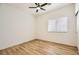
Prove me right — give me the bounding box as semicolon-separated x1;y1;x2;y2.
0;39;78;55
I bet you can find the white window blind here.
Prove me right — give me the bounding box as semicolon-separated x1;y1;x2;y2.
56;17;68;32
48;17;68;32
48;20;56;32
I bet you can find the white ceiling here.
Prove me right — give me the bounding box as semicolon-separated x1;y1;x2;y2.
5;3;71;15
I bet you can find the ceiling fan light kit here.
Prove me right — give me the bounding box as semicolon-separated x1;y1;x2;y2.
37;7;40;10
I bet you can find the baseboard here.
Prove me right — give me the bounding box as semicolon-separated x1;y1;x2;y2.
34;39;77;48
0;39;35;50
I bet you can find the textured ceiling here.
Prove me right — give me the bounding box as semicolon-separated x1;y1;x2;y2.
3;3;71;15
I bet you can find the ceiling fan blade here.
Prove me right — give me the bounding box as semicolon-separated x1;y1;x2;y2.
36;9;38;12
35;3;38;5
41;3;48;7
40;8;46;11
75;10;79;16
29;7;37;8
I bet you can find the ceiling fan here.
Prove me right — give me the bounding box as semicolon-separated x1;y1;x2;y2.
75;10;79;16
29;3;51;12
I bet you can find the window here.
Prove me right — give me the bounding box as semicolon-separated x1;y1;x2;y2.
48;17;68;32
48;20;56;32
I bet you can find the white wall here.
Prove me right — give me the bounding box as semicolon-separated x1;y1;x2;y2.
36;4;77;46
0;4;35;50
76;4;79;52
0;3;77;50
